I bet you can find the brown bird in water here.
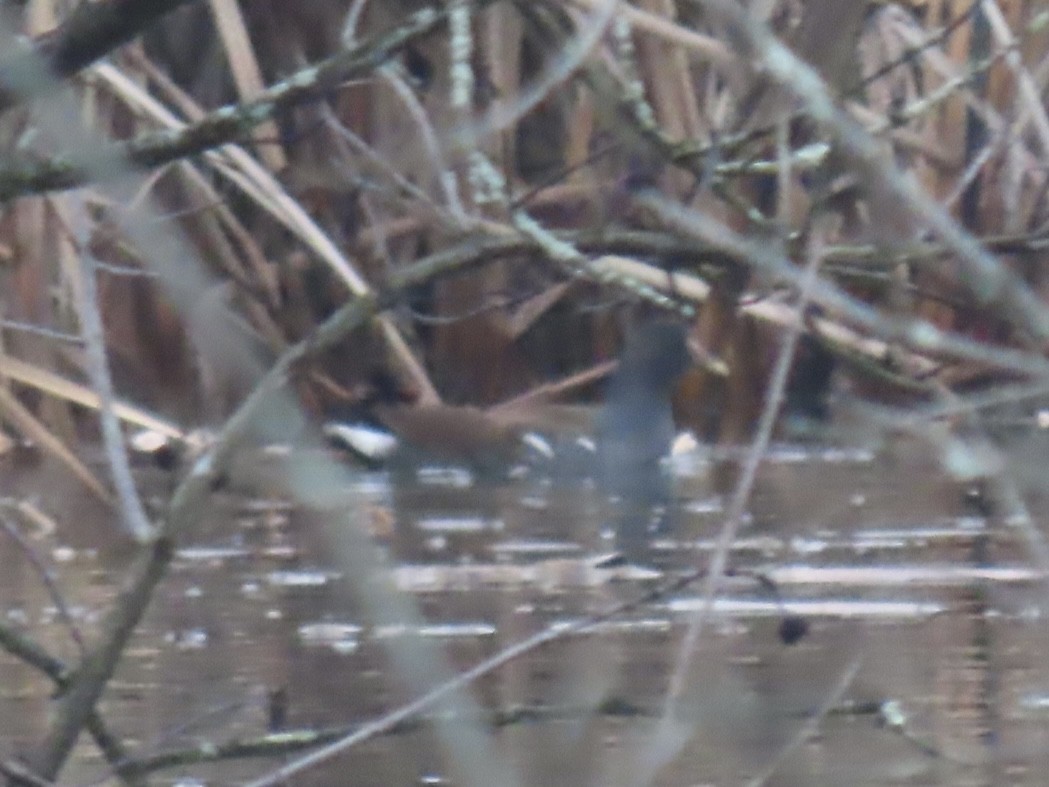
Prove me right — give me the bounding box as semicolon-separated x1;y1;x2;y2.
325;369;535;475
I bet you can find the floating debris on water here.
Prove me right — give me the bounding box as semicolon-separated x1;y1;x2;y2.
765;563;1042;586
667;597;945;619
165;628;209;650
415;517;503;533
490;540;583;555
298;621;362;654
266;569;340;587
371;622;497;640
415;466;475;488
176;546;251;562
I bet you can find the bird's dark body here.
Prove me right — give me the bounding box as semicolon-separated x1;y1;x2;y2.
596;320;690;554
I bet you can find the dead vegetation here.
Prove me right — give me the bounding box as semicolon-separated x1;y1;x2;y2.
0;0;1048;783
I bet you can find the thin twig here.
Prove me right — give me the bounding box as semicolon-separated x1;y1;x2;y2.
0;513;85;655
661;211;827;725
699;0;1049;340
746;657;864;787
75;249;154;541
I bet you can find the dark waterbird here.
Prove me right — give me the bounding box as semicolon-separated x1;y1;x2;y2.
596;320;692;555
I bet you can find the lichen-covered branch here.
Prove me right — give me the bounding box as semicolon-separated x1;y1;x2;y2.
0;1;496;202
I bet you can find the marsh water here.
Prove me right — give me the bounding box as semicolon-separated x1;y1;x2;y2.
4;430;1049;785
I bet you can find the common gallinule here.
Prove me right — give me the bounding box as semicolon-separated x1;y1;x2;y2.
596;319;692;555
